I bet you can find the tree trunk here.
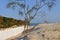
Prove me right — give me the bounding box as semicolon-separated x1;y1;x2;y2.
26;21;29;34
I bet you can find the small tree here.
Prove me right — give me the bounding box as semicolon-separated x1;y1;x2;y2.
7;0;56;35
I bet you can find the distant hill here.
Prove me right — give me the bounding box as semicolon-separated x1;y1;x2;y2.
0;16;26;28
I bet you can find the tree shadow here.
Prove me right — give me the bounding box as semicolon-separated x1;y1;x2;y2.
15;35;29;40
16;23;40;40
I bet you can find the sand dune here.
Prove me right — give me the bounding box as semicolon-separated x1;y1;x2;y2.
28;23;60;40
1;23;60;40
12;23;60;40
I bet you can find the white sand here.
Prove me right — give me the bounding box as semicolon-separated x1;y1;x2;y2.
1;23;60;40
0;26;24;40
27;23;60;40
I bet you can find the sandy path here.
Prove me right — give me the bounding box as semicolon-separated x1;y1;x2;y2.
0;26;24;40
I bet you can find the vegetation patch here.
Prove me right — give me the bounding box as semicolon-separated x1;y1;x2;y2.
0;16;26;29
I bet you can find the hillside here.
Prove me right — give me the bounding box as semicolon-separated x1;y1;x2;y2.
0;16;26;29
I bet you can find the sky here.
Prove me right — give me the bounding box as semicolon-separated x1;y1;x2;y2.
0;0;60;23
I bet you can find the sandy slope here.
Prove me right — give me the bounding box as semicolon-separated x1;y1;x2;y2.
0;26;24;40
28;23;60;40
12;23;60;40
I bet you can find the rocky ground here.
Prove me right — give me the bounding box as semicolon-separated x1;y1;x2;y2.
8;23;60;40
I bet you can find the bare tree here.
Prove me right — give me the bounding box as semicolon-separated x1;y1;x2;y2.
7;0;56;37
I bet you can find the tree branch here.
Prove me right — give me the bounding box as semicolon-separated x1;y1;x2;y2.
30;4;45;22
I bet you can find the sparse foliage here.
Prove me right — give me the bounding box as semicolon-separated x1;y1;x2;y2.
7;0;56;35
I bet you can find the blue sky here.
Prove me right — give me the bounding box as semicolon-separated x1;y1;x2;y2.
0;0;60;23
